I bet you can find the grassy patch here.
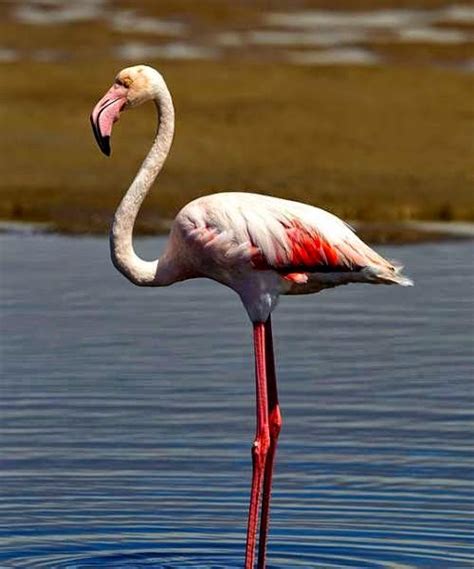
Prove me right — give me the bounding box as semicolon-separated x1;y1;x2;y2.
1;59;473;234
370;41;474;66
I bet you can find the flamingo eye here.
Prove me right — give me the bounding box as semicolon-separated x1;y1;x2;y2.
116;76;132;88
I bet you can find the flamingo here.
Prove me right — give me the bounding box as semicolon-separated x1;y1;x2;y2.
90;64;412;569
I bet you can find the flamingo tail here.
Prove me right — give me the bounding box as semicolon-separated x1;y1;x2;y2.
362;263;414;287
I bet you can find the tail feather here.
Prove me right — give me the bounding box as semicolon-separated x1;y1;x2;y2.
363;263;414;286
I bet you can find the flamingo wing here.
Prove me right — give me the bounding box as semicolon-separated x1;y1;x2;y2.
241;198;389;279
178;193;394;282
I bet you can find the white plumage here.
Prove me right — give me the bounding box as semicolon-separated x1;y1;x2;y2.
91;64;413;569
166;191;411;319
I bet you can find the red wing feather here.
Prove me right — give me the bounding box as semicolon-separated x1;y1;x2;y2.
251;219;360;275
284;220;340;268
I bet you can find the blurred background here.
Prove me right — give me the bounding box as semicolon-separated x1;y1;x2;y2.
0;0;473;240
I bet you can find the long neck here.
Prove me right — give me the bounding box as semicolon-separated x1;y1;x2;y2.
110;84;175;286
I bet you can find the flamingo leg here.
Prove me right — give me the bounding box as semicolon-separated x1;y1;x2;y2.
257;316;282;569
245;322;270;569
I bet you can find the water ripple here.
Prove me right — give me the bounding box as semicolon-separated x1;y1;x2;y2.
1;237;473;567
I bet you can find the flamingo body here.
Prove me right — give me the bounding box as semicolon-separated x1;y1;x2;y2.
90;64;412;569
164;191;411;321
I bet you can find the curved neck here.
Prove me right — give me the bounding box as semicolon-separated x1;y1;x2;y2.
110;83;175;286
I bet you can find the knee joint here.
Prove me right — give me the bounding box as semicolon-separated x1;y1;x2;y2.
269;407;282;438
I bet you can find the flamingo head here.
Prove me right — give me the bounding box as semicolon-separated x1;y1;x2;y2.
90;65;164;156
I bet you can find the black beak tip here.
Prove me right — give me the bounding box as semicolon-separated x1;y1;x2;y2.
90;114;111;157
101;136;111;157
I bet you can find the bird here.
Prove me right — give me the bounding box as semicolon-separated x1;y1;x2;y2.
90;64;412;569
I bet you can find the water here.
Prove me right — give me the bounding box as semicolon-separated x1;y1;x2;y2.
7;2;474;69
1;234;473;568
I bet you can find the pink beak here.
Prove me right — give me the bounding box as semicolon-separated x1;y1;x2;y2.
90;83;128;156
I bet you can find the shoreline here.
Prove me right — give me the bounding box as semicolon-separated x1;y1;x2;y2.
1;219;472;246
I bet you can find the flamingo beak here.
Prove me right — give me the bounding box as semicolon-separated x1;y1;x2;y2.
90;84;128;156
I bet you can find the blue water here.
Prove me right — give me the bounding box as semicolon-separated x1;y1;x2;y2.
1;234;473;568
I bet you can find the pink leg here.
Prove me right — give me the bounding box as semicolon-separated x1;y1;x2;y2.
245;322;270;569
257;316;282;569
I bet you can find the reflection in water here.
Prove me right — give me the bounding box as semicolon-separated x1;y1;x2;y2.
1;235;473;568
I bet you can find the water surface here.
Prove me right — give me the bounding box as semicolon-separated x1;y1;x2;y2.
1;235;473;568
6;2;474;68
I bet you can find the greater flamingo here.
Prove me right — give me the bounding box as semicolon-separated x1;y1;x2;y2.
90;65;412;569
